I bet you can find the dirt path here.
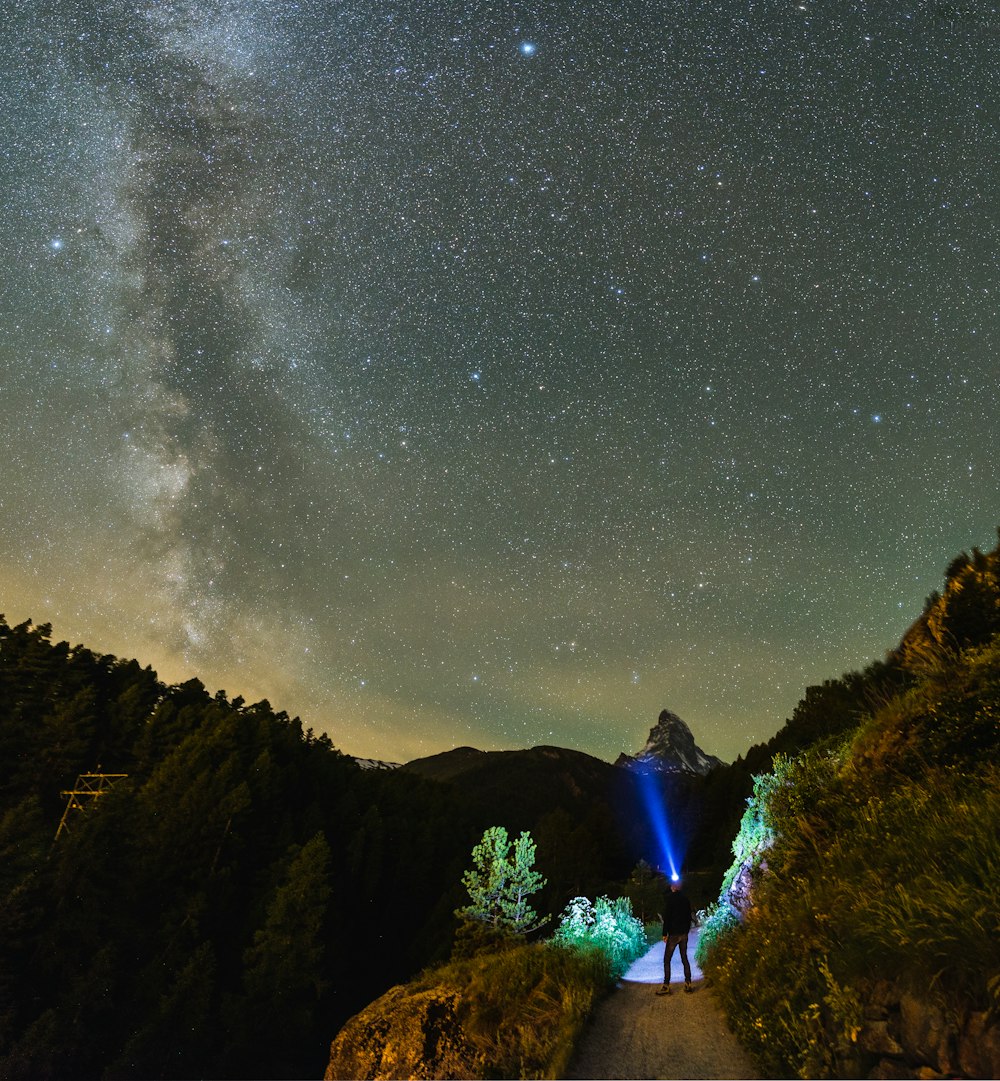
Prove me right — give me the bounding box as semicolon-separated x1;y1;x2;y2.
566;930;760;1080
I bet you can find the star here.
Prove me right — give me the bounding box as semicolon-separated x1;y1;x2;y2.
0;0;994;768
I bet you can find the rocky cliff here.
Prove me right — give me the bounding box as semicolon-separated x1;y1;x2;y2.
855;979;1000;1080
325;983;481;1080
616;709;723;775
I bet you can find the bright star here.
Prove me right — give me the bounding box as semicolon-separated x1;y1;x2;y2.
519;41;536;56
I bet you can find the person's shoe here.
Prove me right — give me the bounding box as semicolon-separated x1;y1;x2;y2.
655;985;671;996
684;982;694;993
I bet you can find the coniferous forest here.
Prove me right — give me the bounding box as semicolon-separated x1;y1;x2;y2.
0;617;668;1079
2;535;999;1078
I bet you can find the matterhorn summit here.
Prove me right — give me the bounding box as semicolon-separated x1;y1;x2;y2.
616;709;723;776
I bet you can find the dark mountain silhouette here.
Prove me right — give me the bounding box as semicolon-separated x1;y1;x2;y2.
399;744;488;781
404;743;618;799
402;745;659;907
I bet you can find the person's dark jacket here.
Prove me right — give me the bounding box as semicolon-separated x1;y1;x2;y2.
663;889;693;936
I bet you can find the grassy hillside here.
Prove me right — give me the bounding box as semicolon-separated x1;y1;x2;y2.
697;536;1000;1078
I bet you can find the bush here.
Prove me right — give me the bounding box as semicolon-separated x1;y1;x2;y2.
425;892;650;1078
694;898;740;964
551;895;647;980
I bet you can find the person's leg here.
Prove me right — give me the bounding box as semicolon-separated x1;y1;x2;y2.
659;937;678;992
679;932;692;987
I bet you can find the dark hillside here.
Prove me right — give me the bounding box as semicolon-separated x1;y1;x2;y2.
403;744;717;911
687;531;1000;901
399;744;488;781
407;744;626;828
408;745;655;911
685;657;910;881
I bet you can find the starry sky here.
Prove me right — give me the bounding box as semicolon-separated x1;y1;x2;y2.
1;1;997;765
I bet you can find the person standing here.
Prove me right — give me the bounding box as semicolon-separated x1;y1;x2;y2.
656;877;693;995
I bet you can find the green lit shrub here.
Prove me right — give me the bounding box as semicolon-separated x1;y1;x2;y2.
716;766;777;899
694;898;740;962
551;895;647;980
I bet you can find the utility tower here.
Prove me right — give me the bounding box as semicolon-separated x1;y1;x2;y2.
54;771;128;840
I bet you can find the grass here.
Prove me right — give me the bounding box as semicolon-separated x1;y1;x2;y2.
697;634;1000;1078
403;894;649;1078
411;940;613;1079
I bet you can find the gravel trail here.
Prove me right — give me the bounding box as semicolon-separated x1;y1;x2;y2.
566;930;760;1080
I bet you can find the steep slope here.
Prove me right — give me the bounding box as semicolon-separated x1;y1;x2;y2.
697;534;1000;1079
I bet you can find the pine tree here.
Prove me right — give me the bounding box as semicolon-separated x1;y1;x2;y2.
455;825;548;936
243;832;332;1004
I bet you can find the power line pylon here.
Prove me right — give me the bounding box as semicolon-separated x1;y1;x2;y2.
54;770;128;841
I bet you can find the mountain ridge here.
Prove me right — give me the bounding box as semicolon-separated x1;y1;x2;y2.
382;714;724;780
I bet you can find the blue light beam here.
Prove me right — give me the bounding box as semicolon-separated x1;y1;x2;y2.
636;770;681;880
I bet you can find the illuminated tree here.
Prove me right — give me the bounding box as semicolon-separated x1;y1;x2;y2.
455;826;548;936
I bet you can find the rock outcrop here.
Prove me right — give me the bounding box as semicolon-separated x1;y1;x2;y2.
325;983;481;1080
616;709;723;775
856;979;1000;1079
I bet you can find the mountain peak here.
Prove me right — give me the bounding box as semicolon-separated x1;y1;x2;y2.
617;709;723;776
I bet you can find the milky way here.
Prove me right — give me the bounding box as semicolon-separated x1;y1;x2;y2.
1;1;997;763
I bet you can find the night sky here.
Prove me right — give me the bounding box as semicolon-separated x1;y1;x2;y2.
1;1;997;765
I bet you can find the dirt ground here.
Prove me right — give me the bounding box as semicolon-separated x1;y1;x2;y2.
565;930;761;1080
